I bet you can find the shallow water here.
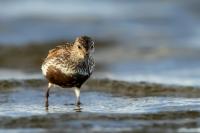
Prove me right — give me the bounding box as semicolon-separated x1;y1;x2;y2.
1;86;200;117
0;79;200;132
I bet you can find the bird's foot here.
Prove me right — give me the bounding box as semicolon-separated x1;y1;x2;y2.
45;100;49;112
45;101;49;107
64;102;82;106
76;101;82;106
74;105;82;112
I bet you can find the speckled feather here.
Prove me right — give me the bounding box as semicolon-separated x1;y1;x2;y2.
41;38;95;88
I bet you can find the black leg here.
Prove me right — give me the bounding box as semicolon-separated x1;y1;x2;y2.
45;87;50;107
45;83;52;107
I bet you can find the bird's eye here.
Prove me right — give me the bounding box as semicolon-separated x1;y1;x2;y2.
78;45;81;49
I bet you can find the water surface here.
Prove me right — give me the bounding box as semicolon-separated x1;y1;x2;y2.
1;86;200;117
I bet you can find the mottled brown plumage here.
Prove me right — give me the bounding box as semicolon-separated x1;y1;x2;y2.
46;66;89;88
41;36;95;107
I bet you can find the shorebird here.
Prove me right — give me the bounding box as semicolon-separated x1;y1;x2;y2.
41;36;95;107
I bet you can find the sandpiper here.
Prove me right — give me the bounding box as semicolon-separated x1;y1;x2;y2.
41;36;95;107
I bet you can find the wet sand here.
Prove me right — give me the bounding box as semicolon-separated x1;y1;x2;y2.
0;78;200;133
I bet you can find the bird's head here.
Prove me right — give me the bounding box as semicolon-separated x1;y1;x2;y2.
72;36;95;59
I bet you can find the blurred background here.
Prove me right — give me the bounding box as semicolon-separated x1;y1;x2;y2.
0;0;200;86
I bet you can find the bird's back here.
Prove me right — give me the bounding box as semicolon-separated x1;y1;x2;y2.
46;44;69;59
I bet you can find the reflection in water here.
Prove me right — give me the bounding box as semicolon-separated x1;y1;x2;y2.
74;105;82;112
45;106;49;113
45;103;82;113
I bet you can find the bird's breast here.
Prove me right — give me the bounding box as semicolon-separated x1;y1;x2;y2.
45;66;90;88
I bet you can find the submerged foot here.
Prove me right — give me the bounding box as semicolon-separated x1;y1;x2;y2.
64;102;82;106
45;100;49;112
45;98;49;107
74;105;82;112
76;101;82;106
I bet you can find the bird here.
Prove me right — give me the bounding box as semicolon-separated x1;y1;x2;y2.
41;36;95;107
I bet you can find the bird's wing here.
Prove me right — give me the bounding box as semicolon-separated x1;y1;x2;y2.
46;42;71;59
